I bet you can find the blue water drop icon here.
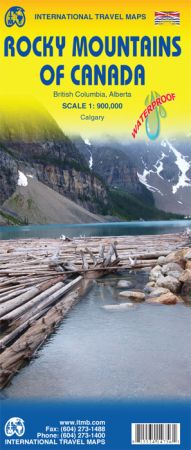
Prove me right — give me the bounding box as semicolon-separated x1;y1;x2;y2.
145;91;167;140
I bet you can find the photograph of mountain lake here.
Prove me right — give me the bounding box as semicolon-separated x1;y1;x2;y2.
0;221;191;401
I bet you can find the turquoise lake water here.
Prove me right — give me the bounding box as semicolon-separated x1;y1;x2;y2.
0;220;191;240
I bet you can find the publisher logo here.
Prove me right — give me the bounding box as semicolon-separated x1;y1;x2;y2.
4;417;25;437
5;6;26;27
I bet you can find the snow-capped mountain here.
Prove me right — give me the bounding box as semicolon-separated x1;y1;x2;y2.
136;137;191;215
73;135;191;216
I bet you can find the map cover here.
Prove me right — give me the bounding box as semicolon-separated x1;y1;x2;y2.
0;1;190;449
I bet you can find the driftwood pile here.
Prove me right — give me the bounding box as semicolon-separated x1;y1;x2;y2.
0;237;121;388
0;232;187;388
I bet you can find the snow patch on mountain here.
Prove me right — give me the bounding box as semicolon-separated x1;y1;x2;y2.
138;151;167;194
89;152;93;170
83;137;93;169
137;169;163;195
165;140;191;194
84;138;91;146
154;152;166;178
17;171;28;187
161;140;167;148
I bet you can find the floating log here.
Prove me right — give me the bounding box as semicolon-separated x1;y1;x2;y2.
0;276;65;318
0;276;82;326
0;308;49;350
85;247;97;266
0;288;29;303
79;250;89;271
0;283;83;389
